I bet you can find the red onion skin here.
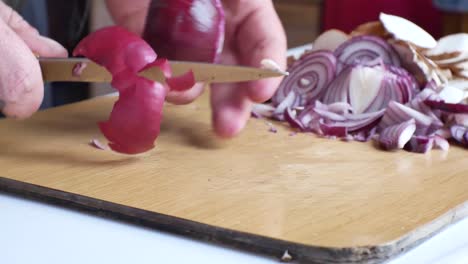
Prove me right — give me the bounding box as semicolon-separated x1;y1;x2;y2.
73;26;157;75
100;75;167;154
424;100;468;114
74;26;195;154
142;0;225;63
165;70;196;92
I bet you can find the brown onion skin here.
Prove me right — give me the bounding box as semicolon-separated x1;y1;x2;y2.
142;0;225;63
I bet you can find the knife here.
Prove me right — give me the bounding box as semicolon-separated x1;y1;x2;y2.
39;58;286;84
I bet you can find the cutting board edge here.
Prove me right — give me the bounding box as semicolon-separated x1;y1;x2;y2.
2;177;466;264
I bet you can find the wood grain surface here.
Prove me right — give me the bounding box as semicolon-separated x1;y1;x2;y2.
0;93;467;263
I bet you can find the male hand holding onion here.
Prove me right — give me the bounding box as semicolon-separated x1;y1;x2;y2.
0;0;287;138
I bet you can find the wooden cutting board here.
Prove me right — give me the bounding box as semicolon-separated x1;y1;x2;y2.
0;93;467;263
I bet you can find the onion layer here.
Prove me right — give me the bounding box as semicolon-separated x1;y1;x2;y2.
272;51;337;107
74;26;195;154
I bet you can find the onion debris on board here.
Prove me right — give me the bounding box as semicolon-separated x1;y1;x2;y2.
255;13;468;153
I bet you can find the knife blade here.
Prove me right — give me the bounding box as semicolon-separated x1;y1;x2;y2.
39;58;286;84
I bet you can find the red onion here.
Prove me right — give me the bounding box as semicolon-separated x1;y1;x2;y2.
272;51;337;107
74;26;195;154
89;139;108;150
451;125;468;147
424;100;468;114
323;64;415;114
319;122;348;138
404;136;435;153
251;103;276;119
379;101;437;135
143;0;225;63
73;26;157;75
334;35;401;73
378;119;416;150
434;135;450;151
72;62;87;77
284;107;305;130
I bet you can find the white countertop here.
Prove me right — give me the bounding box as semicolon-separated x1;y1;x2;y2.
1;193;468;264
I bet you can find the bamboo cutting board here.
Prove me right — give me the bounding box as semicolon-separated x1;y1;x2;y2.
0;93;467;263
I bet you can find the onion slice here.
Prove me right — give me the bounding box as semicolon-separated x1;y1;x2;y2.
404;136;435;153
334;35;401;73
73;26;196;154
378;119;416;150
451;125;468;147
424;100;468;114
272;51;337;107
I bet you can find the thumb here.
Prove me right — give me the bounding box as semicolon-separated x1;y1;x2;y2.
0;1;68;57
0;18;44;119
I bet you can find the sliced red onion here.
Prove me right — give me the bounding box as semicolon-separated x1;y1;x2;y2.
438;85;466;104
319;121;348;138
404;136;435;153
378;119;416;150
73;26;157;75
317;107;385;134
339;110;385;132
380;101;436;135
265;121;278;133
142;58;172;77
451;125;468;147
296;105;320;131
273;90;299;120
322;66;352;105
73;26;197;154
315;101;353;115
165;70;196;91
284;107;305;130
424;100;468;114
89;139;108;150
434;135;450;151
272;51;337;107
323;64;416;114
454;114;468;127
72;62;87;77
406;88;442;121
436;128;452;139
334;35;401;73
251;103;276;119
354;127;377;142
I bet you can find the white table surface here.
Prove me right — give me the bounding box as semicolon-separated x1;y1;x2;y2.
2;45;468;263
1;193;468;264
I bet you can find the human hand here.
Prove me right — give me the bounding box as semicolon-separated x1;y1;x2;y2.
106;0;287;137
0;1;68;118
